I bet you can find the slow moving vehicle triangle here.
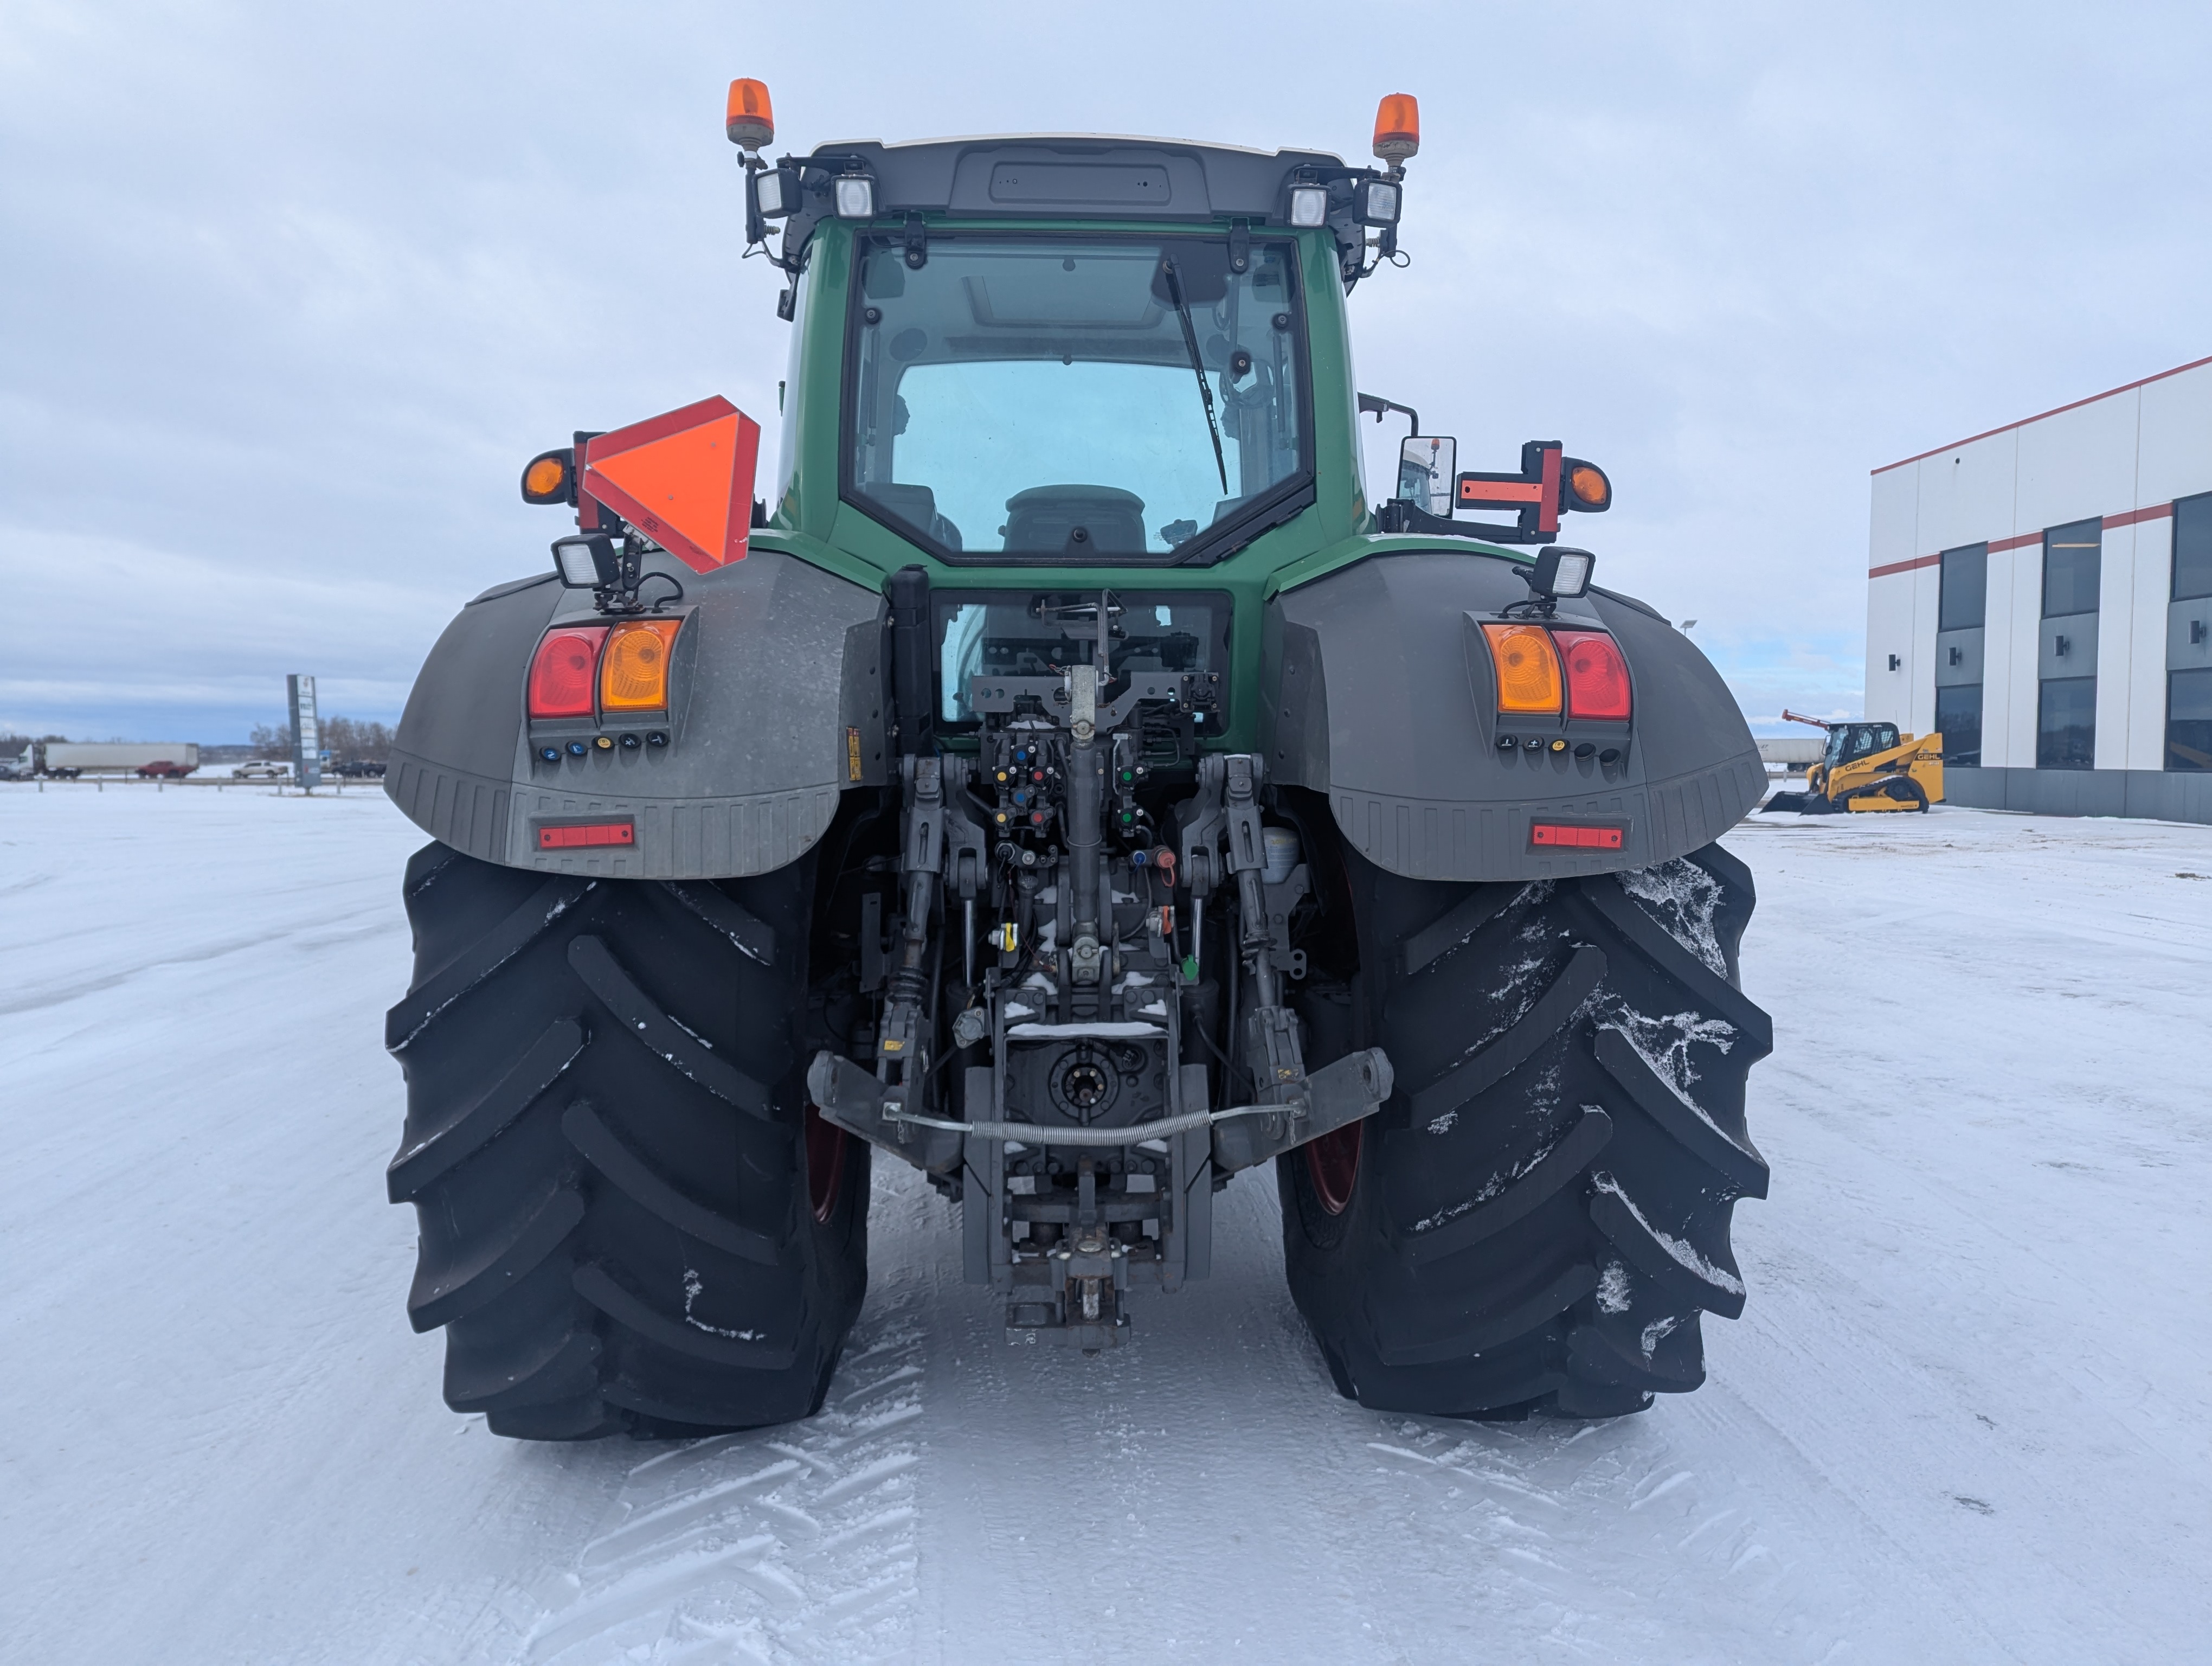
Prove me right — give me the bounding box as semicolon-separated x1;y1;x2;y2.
581;395;761;573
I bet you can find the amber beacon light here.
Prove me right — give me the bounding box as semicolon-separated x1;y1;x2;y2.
1373;94;1419;164
725;79;774;150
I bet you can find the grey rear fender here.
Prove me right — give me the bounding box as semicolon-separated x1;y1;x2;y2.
1262;550;1761;881
385;547;888;879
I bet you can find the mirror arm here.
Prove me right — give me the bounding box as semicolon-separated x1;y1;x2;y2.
1356;392;1420;433
1374;501;1467;536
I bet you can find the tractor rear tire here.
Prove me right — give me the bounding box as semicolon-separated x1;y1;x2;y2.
385;842;869;1440
1281;842;1770;1420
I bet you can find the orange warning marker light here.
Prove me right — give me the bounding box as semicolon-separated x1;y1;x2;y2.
1373;93;1420;164
581;396;762;574
725;79;774;151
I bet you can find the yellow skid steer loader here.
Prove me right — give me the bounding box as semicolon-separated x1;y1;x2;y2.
1763;710;1942;813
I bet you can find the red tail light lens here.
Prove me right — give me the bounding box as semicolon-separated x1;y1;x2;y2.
528;626;609;718
1554;630;1632;720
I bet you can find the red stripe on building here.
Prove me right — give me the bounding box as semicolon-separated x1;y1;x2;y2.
1868;553;1940;579
2104;502;2175;530
1872;354;2212;476
1869;502;2177;577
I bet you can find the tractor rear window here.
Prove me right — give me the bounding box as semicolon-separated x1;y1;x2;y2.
845;236;1308;563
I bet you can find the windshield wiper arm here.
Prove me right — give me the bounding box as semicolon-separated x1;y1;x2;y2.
1161;258;1229;497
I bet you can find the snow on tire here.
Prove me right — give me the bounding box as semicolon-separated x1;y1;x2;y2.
1281;841;1770;1420
384;842;869;1439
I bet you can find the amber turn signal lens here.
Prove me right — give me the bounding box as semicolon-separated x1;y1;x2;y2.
1482;623;1563;714
601;619;681;712
725;78;774;150
1566;463;1611;512
1373;93;1420;162
520;448;574;506
528;626;609;719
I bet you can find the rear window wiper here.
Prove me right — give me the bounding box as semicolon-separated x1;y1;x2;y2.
1160;257;1229;496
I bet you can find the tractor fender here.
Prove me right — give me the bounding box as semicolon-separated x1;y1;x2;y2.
1263;550;1763;881
384;546;888;879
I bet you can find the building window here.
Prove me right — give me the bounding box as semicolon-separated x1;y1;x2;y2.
2043;518;2102;616
1939;543;1987;630
2175;493;2212;601
2169;668;2212;771
2037;676;2096;770
1935;684;1982;767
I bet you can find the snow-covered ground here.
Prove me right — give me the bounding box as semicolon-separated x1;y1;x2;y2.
3;785;2207;1665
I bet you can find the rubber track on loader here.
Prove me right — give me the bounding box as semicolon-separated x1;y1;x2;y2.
385;842;867;1439
1282;842;1770;1419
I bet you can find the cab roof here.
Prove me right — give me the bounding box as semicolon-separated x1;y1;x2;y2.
792;136;1348;224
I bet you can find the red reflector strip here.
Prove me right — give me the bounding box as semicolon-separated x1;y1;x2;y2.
537;821;635;850
1459;478;1544;505
1531;822;1624;850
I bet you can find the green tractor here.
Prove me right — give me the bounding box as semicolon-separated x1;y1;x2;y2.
381;84;1771;1439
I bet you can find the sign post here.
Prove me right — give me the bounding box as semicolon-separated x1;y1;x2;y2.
288;675;322;792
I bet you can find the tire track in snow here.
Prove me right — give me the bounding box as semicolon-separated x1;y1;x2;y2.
506;1314;924;1665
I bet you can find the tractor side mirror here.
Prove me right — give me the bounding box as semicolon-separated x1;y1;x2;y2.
1395;435;1457;518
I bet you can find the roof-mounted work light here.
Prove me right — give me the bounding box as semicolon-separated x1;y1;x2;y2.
1356;179;1400;226
1287;184;1329;227
833;174;876;219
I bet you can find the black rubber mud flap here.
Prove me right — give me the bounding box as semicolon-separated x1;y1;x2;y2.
385;840;868;1440
1279;841;1769;1420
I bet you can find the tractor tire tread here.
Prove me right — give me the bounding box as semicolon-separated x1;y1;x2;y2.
1282;841;1767;1420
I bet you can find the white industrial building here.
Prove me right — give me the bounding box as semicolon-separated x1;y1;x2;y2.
1866;353;2212;822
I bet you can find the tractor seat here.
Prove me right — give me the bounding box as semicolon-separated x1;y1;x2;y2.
1001;485;1147;555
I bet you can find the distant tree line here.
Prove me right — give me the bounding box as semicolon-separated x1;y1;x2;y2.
248;716;394;763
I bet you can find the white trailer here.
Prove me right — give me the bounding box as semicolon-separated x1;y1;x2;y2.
34;742;201;779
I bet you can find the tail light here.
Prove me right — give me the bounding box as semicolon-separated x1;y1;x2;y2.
528;626;608;718
601;619;681;712
1554;630;1632;720
1481;623;1563;715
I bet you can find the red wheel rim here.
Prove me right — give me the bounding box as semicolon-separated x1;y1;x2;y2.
804;1104;848;1224
1306;1120;1362;1216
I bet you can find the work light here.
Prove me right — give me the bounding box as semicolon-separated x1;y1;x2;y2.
833;175;876;219
1527;546;1594;600
1287;184;1328;227
552;534;618;589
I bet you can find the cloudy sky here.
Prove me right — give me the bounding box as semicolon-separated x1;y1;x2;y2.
4;0;2208;742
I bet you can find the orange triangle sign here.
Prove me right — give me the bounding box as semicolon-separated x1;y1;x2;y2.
581;395;762;573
